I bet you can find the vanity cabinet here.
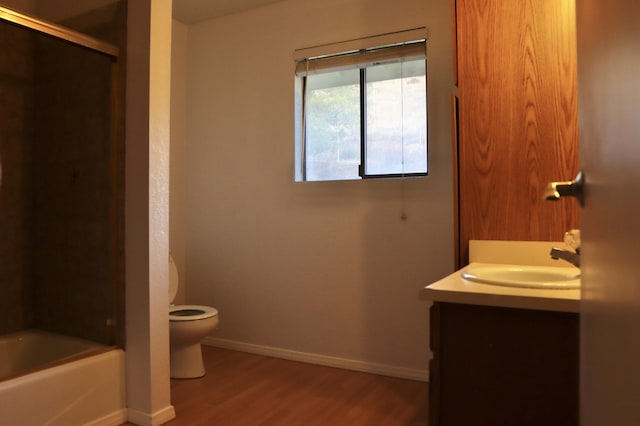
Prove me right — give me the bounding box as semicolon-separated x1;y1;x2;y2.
429;302;579;426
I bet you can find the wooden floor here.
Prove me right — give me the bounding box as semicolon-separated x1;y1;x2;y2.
125;346;428;425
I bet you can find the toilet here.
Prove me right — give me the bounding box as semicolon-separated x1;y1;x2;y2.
168;255;219;379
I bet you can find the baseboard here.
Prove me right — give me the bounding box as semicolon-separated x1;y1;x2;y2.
127;405;176;426
85;409;128;426
202;337;428;382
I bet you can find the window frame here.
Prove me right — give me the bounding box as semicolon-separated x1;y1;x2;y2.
358;66;428;180
294;28;429;182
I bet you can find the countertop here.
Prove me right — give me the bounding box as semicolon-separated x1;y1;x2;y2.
422;262;580;312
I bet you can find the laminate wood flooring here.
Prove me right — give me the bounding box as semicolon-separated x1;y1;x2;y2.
124;346;428;425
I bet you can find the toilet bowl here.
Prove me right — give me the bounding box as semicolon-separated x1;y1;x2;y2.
168;255;219;379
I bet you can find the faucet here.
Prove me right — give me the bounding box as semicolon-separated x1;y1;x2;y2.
550;229;581;267
550;247;580;267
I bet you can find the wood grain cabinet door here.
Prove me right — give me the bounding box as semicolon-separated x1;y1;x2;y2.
455;0;580;265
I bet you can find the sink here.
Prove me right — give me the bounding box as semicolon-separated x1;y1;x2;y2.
461;264;581;289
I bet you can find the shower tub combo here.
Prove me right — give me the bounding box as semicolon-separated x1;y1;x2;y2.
0;5;126;426
0;330;126;426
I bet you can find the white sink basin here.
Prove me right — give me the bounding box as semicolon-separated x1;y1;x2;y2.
461;264;581;289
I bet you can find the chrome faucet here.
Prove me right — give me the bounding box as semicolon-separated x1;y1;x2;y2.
550;247;580;267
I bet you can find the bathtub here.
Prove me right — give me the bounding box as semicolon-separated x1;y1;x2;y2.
0;330;126;426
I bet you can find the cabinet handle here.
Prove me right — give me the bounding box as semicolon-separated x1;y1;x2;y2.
544;170;585;207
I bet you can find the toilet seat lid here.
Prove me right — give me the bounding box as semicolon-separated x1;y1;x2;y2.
169;255;178;303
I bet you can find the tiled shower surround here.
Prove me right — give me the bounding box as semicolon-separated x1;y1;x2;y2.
0;19;35;334
0;3;126;346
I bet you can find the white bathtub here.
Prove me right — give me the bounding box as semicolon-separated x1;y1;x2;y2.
0;330;126;426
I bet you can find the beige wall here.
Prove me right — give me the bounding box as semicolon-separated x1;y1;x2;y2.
170;18;188;306
176;0;454;375
125;0;175;423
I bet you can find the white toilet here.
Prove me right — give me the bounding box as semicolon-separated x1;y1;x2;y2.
169;255;219;379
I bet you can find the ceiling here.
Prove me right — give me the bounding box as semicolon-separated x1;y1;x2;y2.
172;0;287;24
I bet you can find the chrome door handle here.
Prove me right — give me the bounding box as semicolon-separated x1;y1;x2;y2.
544;170;585;207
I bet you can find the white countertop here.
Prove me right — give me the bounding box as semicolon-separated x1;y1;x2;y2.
422;262;580;312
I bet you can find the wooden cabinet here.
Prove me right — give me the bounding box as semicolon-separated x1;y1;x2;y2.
454;0;580;265
429;302;579;426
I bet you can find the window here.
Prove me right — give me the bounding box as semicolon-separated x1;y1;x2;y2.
294;29;428;182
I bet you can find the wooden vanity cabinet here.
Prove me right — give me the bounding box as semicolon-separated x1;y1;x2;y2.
429;302;579;426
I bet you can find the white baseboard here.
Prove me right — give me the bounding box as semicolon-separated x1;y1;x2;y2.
202;337;428;382
85;409;127;426
127;405;176;426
